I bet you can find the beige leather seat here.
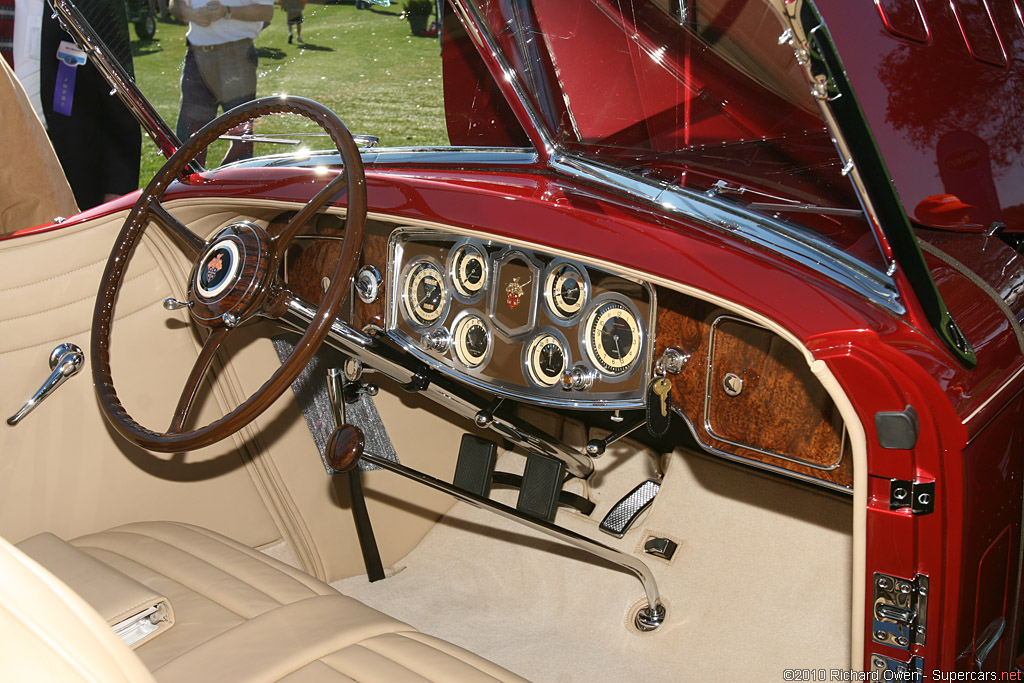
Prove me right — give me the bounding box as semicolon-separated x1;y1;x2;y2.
4;521;527;683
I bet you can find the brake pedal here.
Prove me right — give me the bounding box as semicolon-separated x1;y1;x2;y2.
599;479;661;537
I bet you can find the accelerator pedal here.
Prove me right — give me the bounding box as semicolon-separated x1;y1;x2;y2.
599;479;661;537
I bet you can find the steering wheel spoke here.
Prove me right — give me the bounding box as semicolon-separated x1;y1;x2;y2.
149;201;207;258
272;169;350;256
168;327;232;434
92;96;367;452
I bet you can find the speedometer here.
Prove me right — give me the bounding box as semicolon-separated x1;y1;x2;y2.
401;259;448;327
584;299;642;376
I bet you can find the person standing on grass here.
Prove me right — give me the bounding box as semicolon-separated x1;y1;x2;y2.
280;0;304;44
169;0;273;164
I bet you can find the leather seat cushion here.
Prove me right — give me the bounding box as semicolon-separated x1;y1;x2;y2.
70;522;525;683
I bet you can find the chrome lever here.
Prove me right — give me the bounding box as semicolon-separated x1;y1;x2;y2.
7;343;84;426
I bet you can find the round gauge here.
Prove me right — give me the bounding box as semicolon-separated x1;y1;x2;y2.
525;333;568;388
401;259;448;327
451;244;487;299
452;314;490;368
545;263;586;320
584;300;642;375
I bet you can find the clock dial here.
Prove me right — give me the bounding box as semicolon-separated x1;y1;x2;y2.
584;300;642;375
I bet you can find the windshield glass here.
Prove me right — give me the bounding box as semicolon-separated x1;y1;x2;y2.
471;0;886;271
59;0;885;273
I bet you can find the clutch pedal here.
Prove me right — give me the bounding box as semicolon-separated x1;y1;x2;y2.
599;479;661;537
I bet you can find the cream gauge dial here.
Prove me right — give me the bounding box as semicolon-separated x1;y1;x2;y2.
524;333;567;388
451;244;487;299
401;259;448;327
452;314;490;368
545;263;586;320
584;300;642;375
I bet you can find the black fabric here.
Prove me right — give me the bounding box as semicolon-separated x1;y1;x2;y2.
40;0;141;209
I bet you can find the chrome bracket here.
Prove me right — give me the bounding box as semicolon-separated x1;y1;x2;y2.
872;572;928;650
870;653;924;680
890;479;934;515
7;343;85;426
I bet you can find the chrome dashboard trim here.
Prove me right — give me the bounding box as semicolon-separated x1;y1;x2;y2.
386;227;656;410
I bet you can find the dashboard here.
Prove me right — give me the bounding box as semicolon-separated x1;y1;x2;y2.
383;230;656;409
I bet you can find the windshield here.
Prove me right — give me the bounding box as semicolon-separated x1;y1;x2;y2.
60;0;885;273
470;0;885;271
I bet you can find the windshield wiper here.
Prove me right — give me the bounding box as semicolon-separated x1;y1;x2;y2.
219;133;380;148
707;179;863;217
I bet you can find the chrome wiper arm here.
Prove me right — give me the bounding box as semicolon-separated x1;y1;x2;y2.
708;179;863;217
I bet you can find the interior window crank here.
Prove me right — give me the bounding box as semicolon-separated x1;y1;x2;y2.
7;343;84;426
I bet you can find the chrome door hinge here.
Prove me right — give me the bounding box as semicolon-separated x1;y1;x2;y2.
873;572;928;650
870;653;924;680
890;479;935;515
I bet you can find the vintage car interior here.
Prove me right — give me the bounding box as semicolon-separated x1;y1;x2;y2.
3;0;1023;680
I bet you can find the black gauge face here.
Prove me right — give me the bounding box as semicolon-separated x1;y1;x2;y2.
585;300;641;375
451;245;487;298
402;260;448;327
545;264;586;320
525;333;567;387
453;315;489;368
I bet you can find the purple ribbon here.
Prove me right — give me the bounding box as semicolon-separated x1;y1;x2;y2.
53;59;77;116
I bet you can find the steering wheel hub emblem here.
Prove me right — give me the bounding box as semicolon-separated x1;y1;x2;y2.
195;239;241;300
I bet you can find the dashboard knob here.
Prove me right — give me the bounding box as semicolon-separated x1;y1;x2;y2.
561;364;595;392
421;327;451;353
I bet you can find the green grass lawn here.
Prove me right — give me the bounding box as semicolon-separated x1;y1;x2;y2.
131;1;447;184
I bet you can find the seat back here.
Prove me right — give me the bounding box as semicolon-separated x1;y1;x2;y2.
0;534;156;682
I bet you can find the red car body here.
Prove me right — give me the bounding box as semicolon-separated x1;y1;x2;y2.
7;0;1024;676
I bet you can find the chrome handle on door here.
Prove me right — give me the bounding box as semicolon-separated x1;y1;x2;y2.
6;343;85;426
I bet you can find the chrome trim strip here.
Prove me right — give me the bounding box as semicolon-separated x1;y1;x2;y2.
226;147;540;170
358;450;663;614
51;0;197;172
551;155;904;315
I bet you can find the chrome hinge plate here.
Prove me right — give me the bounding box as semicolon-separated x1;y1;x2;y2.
890;479;935;515
870;653;924;680
873;572;928;650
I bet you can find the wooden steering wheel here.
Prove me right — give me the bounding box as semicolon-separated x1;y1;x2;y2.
92;96;366;452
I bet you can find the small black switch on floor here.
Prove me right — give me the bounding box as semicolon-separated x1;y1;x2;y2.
644;537;678;561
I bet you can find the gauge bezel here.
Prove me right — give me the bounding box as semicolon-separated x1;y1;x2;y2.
450;310;493;369
522;328;571;389
447;241;489;303
543;260;590;325
580;294;645;383
399;256;451;330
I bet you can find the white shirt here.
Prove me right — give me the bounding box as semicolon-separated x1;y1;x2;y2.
185;0;273;46
13;0;44;123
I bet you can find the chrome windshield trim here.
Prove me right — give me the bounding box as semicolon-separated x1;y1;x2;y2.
224;147;539;170
551;154;904;316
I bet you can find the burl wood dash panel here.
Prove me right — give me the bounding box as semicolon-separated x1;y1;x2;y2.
275;212;390;329
654;288;851;488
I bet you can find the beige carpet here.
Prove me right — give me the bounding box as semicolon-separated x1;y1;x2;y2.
335;441;853;682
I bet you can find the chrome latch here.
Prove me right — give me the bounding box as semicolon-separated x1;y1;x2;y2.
7;343;85;426
890;479;935;515
873;572;928;650
870;653;924;680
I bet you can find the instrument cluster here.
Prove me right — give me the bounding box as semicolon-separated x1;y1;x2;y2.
387;230;655;408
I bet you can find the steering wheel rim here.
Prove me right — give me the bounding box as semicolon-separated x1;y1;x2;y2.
91;96;366;452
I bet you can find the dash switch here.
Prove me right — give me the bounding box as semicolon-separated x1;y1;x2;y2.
644;537;678;561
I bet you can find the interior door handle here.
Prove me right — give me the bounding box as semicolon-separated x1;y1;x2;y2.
7;343;84;426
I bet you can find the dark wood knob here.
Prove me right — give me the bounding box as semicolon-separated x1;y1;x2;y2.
326;425;365;473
